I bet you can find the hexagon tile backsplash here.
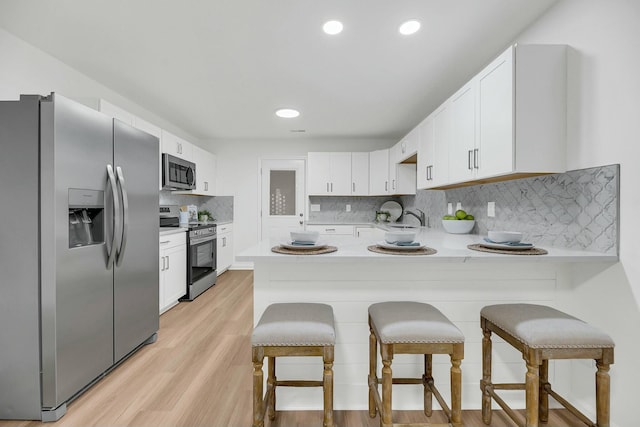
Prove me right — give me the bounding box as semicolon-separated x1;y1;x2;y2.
439;164;619;254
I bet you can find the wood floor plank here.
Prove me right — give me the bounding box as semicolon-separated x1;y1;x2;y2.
1;270;588;427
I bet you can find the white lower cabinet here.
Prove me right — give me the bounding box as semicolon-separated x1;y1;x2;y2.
159;232;187;314
306;224;354;236
217;223;234;275
355;226;385;241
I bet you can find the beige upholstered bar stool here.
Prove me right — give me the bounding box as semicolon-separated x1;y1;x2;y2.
480;304;615;427
368;301;465;427
251;303;336;427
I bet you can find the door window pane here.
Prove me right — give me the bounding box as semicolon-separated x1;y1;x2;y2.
270;170;295;216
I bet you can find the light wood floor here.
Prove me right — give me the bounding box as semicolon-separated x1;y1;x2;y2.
3;270;586;427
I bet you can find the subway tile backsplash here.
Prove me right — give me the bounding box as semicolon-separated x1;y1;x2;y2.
159;191;234;223
310;164;619;254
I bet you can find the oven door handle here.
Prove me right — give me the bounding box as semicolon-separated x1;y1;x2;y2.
190;235;216;245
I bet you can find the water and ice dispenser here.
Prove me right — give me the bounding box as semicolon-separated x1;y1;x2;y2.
68;189;104;248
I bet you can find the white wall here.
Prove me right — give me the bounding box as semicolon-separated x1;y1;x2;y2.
207;138;393;258
515;1;640;425
0;27;199;143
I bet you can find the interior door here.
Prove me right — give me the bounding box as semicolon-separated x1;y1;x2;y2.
113;120;159;362
260;159;306;242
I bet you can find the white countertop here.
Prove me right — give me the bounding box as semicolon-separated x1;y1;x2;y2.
236;229;617;263
159;227;188;236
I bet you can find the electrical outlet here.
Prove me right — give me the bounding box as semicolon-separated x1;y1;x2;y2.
447;203;453;215
487;202;496;217
346;204;351;212
310;204;320;212
456;202;462;211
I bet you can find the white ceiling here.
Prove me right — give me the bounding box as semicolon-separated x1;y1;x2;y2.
0;0;559;141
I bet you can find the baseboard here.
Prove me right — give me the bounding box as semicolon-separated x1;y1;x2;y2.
229;261;253;270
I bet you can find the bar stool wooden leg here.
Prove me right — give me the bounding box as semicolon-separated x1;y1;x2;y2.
381;344;393;427
525;360;540;427
481;328;492;425
539;359;549;423
323;346;335;427
423;354;433;417
369;327;378;418
267;356;276;421
252;347;265;427
596;359;611;427
451;343;463;427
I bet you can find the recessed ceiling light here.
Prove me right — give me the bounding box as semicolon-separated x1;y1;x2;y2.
275;108;300;118
399;20;421;35
323;20;343;35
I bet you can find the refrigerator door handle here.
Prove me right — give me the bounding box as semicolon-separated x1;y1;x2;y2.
115;166;129;266
106;164;121;269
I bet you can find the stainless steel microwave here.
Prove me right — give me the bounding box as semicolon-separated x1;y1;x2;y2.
162;153;196;190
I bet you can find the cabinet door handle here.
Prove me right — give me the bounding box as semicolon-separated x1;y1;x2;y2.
161;256;165;271
330;182;333;192
468;150;473;170
326;228;335;232
474;148;479;169
160;240;170;244
352;182;355;192
392;179;396;190
385;181;388;191
204;182;208;191
223;236;226;246
326;182;330;193
166;255;170;270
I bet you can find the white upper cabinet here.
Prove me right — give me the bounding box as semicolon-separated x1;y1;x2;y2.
398;127;419;162
369;149;390;195
192;145;216;196
417;102;451;190
388;142;416;195
388;143;401;193
480;44;567;177
351;152;370;196
161;129;193;162
416;43;566;189
448;81;478;183
307;152;352;195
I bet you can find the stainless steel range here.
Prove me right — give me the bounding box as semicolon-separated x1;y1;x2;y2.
160;206;217;300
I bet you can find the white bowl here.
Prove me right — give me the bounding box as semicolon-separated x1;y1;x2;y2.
290;230;319;243
441;219;475;234
488;230;523;243
384;230;416;244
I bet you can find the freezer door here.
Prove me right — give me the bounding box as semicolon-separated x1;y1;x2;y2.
113;119;160;362
40;94;115;409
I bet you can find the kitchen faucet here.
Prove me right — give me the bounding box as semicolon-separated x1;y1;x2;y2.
404;208;426;227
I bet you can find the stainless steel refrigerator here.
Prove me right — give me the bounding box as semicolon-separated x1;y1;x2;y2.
0;93;159;421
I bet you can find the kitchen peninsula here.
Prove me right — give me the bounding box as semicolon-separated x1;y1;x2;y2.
237;230;617;412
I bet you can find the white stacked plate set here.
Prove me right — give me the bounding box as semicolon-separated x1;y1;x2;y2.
481;231;534;250
281;230;328;250
377;230;425;251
